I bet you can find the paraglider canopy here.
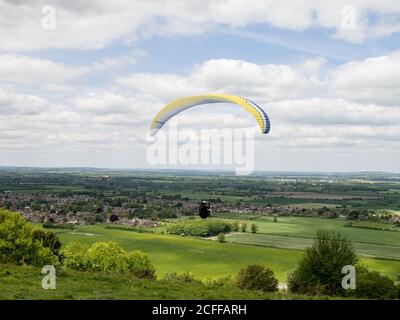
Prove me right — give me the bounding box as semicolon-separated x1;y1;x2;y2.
149;94;270;136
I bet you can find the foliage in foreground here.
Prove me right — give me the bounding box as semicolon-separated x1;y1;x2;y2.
61;241;156;279
0;264;326;300
0;209;59;266
354;268;398;299
288;230;399;299
237;264;278;292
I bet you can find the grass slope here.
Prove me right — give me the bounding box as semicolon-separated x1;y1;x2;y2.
49;224;400;281
0;264;297;300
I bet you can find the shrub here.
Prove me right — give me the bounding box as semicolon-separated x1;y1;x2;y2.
32;229;62;259
236;264;278;292
0;209;59;266
240;223;247;232
204;276;233;289
163;271;199;284
231;222;239;232
217;232;226;242
167;220;232;237
288;230;358;296
123;250;156;279
62;241;156;280
250;223;258;234
87;241;126;272
353;270;398;299
61;241;90;271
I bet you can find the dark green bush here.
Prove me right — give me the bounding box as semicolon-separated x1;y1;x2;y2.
353;270;398;299
32;229;62;258
236;264;278;292
167;219;232;237
288;230;358;296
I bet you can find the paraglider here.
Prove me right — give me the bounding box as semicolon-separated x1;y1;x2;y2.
198;200;211;219
149;94;270;136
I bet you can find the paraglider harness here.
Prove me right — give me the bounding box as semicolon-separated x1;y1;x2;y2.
198;201;211;219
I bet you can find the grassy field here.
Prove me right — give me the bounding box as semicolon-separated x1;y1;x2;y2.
245;216;400;247
226;233;400;260
0;264;298;300
49;223;400;282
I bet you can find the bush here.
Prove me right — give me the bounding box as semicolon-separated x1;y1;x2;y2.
204;276;233;289
61;241;90;271
0;209;59;266
236;264;278;292
167;220;232;237
231;222;239;232
250;223;258;234
240;223;247;232
288;230;358;296
123;250;156;279
87;241;126;272
217;233;226;242
61;240;156;279
32;229;62;258
163;271;199;284
353;270;398;299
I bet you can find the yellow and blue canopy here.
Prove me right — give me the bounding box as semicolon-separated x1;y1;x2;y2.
149;94;270;136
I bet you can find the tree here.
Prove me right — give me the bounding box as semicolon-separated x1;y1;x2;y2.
32;229;62;259
217;232;226;243
273;215;278;223
61;241;89;271
288;230;358;296
240;223;247;232
123;250;156;279
250;223;258;234
87;241;126;272
0;209;58;266
236;264;278;292
109;214;119;222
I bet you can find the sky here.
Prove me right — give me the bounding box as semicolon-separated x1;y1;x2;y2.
0;0;400;172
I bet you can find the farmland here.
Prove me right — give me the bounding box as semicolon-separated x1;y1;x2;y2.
1;168;400;299
47;222;400;282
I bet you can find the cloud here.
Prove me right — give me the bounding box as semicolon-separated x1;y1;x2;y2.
328;51;400;105
1;0;400;52
118;59;313;101
0;54;89;91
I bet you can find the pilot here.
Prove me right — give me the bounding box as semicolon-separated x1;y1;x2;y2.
198;201;211;219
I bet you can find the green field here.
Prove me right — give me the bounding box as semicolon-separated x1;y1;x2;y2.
244;216;400;248
226;233;400;260
50;223;400;282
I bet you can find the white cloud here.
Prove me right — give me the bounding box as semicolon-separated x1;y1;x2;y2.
1;0;400;52
328;51;400;105
0;54;89;91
